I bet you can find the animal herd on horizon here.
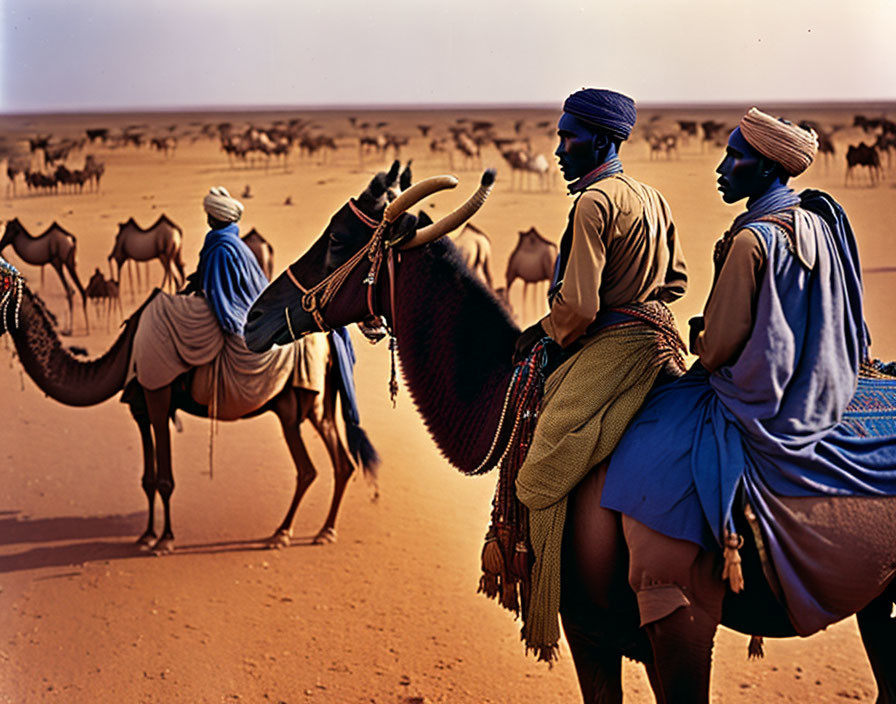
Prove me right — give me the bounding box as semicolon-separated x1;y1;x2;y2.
2;103;896;703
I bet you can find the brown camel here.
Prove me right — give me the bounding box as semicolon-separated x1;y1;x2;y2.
108;214;186;296
451;222;494;289
85;267;122;332
242;168;896;704
505;226;557;322
242;228;275;280
0;218;88;334
0;268;378;555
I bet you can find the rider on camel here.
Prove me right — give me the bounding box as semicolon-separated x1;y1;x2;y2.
603;108;896;690
508;88;689;660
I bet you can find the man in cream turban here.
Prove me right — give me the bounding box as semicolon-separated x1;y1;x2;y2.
600;107;896;699
196;186;267;335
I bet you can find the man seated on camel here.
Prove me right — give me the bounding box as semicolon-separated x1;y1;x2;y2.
129;186;301;422
502;88;689;663
602;108;896;698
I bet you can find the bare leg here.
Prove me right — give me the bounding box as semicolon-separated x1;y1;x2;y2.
622;515;724;704
144;385;175;554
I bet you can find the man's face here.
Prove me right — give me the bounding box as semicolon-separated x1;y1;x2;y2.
555;113;599;182
715;128;768;203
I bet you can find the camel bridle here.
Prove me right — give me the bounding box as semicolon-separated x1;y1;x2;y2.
0;258;24;330
279;172;496;403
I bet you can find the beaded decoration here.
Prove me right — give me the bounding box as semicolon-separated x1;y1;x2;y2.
0;257;23;331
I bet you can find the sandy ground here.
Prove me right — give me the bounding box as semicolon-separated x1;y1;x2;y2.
1;105;894;703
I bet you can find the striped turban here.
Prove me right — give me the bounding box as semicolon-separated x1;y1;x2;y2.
203;186;244;223
739;107;819;176
563;88;637;141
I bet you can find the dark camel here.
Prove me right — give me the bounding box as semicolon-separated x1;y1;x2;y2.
242;167;896;703
0;269;377;556
505;226;557;322
108;214;186;296
0;218;88;334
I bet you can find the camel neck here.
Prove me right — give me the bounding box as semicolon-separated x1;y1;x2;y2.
388;239;518;473
12;288;137;406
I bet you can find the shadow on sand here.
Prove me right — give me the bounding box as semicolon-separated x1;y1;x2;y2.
0;510;326;574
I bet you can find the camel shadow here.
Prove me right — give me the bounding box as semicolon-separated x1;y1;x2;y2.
0;510;328;574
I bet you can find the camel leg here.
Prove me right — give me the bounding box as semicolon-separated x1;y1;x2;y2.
159;255;171;292
144;384;176;554
622;515;725;704
856;586;896;703
62;256;88;335
129;407;159;549
307;383;356;545
561;464;653;703
266;388;320;549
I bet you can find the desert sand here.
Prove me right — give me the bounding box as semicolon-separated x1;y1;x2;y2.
1;104;894;703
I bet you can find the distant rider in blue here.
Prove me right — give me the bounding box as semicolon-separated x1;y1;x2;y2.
602;107;896;683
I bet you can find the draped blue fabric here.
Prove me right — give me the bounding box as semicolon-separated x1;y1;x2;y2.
198;223;269;336
602;187;896;631
329;326;365;463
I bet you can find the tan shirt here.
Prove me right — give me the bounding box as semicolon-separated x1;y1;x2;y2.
693;229;766;372
541;175;688;348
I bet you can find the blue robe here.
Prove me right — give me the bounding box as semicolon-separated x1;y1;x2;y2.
197;223;269;336
603;187;896;632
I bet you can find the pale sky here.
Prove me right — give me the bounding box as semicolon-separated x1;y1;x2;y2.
3;0;895;113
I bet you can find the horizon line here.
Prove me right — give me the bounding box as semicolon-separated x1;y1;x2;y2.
4;97;896;118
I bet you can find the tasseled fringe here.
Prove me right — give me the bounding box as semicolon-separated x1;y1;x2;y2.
748;635;765;659
722;530;745;593
478;530;528;616
525;641;560;665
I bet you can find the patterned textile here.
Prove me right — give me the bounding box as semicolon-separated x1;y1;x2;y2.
840;365;896;438
0;256;23;330
515;303;685;659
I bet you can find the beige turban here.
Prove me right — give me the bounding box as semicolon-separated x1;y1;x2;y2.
739;107;819;176
203;186;244;223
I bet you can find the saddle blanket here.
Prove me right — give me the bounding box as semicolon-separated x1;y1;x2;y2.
127;291;328;420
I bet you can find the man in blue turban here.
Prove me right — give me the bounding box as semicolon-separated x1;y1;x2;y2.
502;88;689;675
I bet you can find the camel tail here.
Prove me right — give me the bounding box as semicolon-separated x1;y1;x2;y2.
347;423;381;481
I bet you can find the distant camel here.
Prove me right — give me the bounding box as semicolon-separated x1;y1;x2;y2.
451;223;494;289
505;226;557;322
242;228;275;280
5;154;31;197
845;143;882;186
108;214;186;296
0;218;88;334
85;267;122;331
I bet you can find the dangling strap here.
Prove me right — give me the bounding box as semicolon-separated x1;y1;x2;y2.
722;530;745;593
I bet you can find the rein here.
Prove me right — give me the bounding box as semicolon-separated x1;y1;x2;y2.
283;198;402;403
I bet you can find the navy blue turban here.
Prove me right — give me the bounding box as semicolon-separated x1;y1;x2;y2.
562;88;637;141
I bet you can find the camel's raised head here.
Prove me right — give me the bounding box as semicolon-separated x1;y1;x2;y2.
244;167;496;353
0;256;24;335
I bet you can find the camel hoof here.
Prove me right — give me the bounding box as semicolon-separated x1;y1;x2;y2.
266;530;292;549
136;533;157;551
152;537;175;555
313;527;337;545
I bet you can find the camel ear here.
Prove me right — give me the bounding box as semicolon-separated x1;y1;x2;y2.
399;160;413;191
386;160;401;185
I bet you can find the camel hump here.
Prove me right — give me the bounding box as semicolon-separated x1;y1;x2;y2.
153;213;178;230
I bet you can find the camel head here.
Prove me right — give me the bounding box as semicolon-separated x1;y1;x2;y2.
244;166;496;353
0;218;22;250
